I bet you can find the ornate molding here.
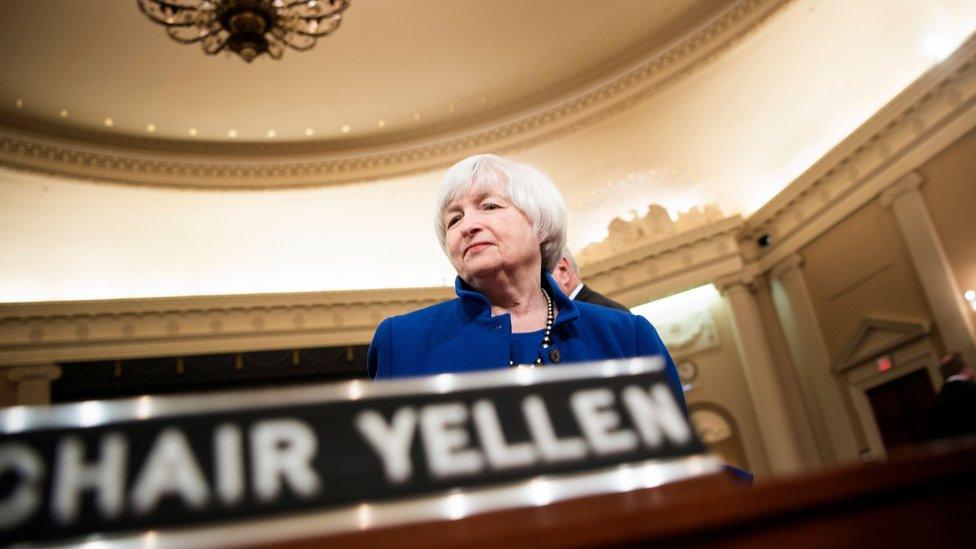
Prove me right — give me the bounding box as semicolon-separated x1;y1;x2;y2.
832;317;931;373
770;253;804;280
0;0;787;189
746;32;976;273
583;216;746;305
0;287;453;366
714;264;764;294
6;364;62;383
658;312;720;356
879;171;924;208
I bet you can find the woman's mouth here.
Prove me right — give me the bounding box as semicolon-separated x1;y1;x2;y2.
464;242;491;256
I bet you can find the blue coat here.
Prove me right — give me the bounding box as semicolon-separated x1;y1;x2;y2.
367;274;686;411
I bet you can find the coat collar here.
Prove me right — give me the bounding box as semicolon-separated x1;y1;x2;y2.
455;272;580;326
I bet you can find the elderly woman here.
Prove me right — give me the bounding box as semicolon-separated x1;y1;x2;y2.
367;154;684;409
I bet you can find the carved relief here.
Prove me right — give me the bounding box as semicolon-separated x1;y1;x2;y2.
657;311;719;356
689;403;749;470
690;407;734;444
578;203;724;265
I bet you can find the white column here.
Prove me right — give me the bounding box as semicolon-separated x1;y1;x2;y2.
771;255;861;465
6;365;62;406
881;172;976;366
718;274;807;474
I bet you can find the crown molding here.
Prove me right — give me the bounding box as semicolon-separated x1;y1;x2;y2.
746;31;976;273
0;287;453;366
879;171;924;208
0;0;786;190
583;216;746;305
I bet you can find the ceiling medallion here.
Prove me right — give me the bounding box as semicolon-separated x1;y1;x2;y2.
136;0;351;63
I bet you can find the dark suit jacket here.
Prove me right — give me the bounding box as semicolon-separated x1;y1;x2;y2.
575;284;629;311
924;379;976;441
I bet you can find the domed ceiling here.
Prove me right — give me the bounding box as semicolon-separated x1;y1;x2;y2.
0;0;766;187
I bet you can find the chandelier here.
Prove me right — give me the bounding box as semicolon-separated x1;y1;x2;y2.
137;0;351;63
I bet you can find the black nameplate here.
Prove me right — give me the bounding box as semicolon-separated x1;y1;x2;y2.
0;359;704;544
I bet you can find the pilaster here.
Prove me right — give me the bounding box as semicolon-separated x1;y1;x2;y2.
716;272;807;474
6;364;62;406
770;254;862;465
881;172;976;366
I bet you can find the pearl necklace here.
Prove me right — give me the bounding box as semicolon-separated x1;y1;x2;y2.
509;288;554;368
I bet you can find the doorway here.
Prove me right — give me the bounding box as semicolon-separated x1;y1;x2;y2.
864;368;936;449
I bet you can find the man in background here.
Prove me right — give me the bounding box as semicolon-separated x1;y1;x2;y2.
924;353;976;441
551;248;629;311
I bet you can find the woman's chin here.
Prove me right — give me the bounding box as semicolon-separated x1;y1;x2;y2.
460;261;505;282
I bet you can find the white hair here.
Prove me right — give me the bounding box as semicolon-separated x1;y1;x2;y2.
560;246;580;274
434;154;567;272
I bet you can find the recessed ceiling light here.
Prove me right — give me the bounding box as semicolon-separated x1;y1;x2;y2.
340;124;350;133
103;118;114;127
228;129;238;138
146;123;156;132
188;127;198;136
412;112;421;122
304;128;314;136
59;109;69;118
266;129;276;138
15;98;24;108
377;119;386;128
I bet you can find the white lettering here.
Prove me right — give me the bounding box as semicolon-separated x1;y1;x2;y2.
420;403;483;478
570;388;638;456
522;395;586;462
472;399;537;470
0;442;44;529
622;384;692;447
130;429;209;514
52;434;126;524
355;408;418;484
250;419;321;501
214;423;244;505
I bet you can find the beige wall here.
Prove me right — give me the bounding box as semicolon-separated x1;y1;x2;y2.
799;199;936;363
917;126;976;300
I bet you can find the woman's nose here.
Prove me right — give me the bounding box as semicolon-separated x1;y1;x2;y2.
459;213;482;236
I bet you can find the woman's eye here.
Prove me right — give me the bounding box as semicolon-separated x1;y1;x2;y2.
446;215;461;228
481;202;499;210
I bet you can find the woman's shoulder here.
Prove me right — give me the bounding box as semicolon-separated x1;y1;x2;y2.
573;300;659;337
574;299;638;324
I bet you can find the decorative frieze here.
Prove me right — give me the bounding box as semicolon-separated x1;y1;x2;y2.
0;287;453;366
583;216;746;306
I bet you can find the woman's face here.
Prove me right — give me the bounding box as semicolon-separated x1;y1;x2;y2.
442;183;541;284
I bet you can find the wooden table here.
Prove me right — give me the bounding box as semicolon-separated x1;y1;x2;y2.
272;440;976;548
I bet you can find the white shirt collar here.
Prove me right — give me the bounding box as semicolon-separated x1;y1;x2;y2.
568;282;584;300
